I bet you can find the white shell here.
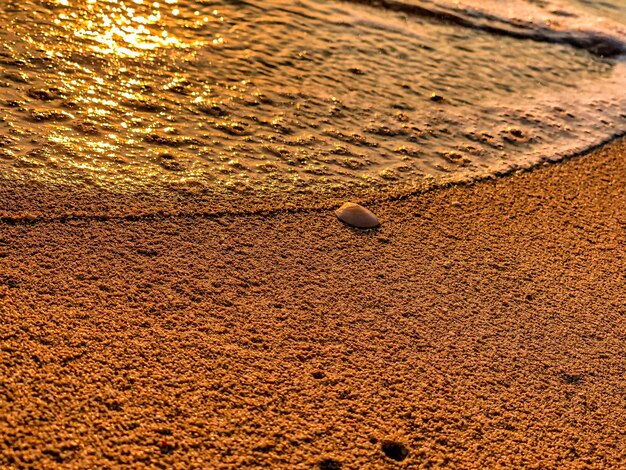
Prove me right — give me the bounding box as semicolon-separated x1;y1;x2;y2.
335;202;380;228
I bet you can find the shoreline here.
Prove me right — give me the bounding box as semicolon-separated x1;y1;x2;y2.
2;133;624;225
1;138;625;468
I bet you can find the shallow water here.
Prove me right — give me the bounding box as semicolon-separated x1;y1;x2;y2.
0;0;625;204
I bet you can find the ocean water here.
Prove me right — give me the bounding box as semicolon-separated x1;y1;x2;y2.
0;0;624;204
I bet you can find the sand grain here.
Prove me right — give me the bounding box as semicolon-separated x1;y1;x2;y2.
1;140;625;468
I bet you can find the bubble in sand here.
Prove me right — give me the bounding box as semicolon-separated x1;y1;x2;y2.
335;202;379;228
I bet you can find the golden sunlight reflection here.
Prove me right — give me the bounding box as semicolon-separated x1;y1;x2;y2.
58;0;197;58
7;0;228;185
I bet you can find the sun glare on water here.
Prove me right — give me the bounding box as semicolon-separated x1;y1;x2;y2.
6;0;227;184
54;0;197;58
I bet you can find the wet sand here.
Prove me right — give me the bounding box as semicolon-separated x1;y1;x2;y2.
1;138;625;468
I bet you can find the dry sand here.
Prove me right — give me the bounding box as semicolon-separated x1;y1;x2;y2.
1;139;625;469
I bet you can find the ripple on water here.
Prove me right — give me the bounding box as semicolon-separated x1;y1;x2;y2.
0;0;624;208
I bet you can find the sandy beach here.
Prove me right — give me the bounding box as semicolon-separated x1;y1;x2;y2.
1;138;624;468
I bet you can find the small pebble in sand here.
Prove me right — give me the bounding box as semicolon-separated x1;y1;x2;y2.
430;93;444;102
335;202;379;228
451;201;462;207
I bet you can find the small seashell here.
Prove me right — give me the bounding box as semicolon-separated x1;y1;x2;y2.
335;202;379;228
